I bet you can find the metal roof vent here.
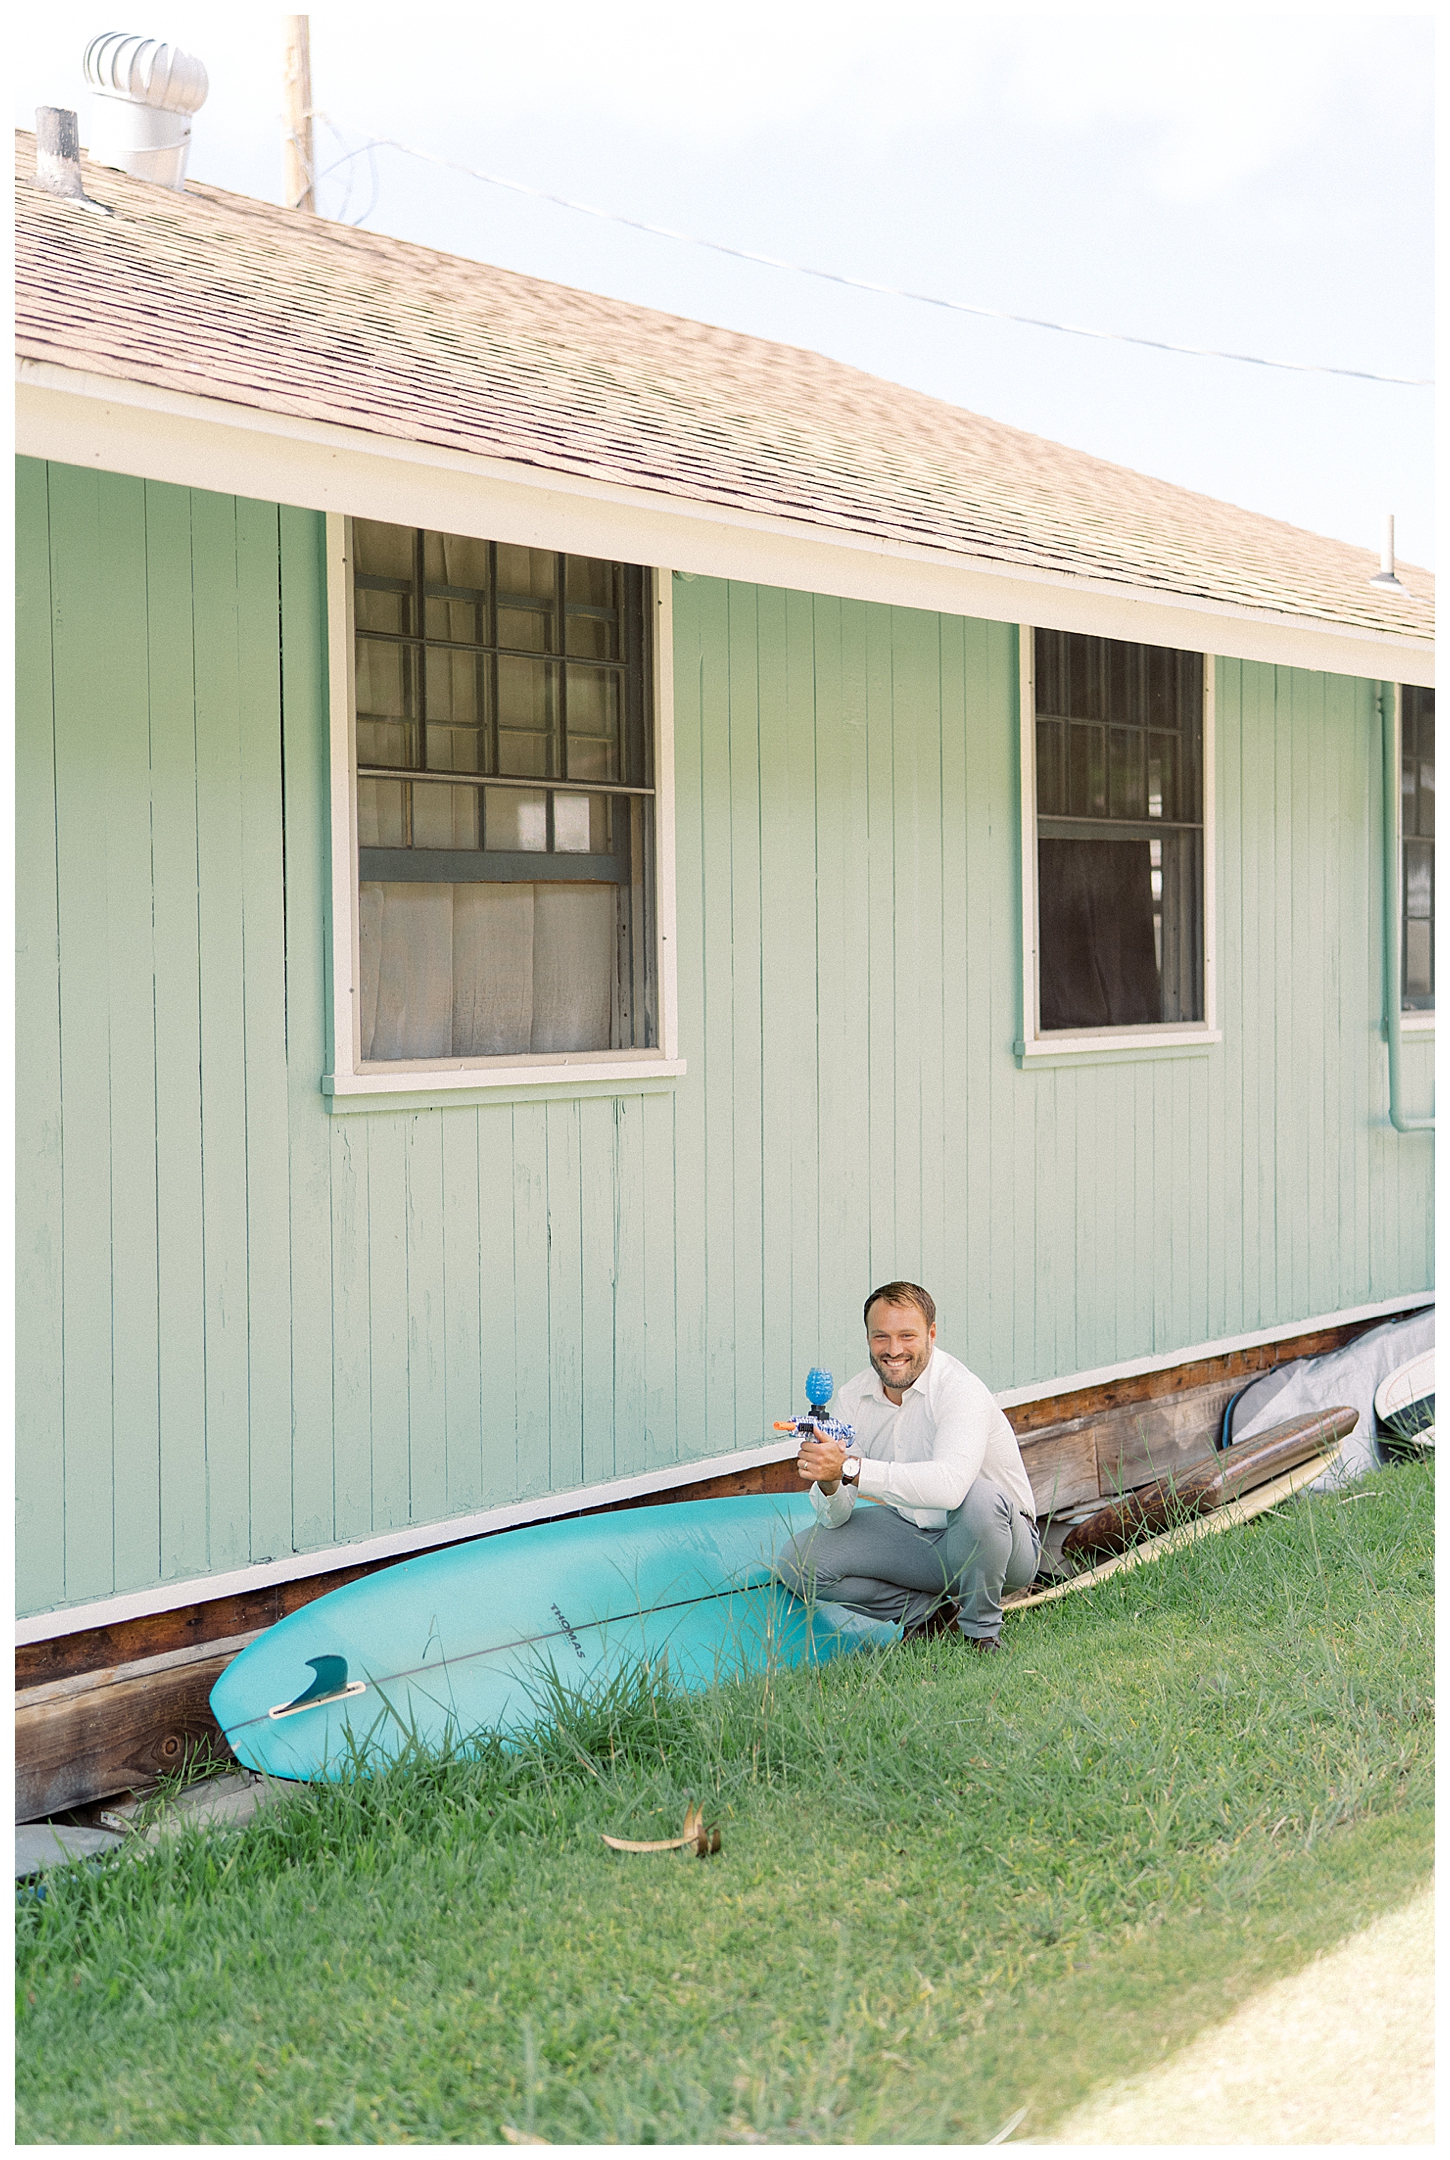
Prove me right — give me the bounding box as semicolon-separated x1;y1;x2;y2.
1368;513;1410;597
83;31;209;190
34;107;112;214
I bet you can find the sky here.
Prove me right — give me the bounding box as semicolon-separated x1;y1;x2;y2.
14;5;1436;566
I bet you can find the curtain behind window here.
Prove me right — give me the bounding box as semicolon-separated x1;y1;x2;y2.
360;881;615;1060
1038;839;1161;1030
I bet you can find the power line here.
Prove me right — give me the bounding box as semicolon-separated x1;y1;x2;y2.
311;117;1432;389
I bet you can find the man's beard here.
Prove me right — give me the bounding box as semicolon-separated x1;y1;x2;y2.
871;1343;931;1392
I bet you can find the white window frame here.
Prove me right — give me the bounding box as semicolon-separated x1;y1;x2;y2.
323;511;684;1104
1016;622;1221;1066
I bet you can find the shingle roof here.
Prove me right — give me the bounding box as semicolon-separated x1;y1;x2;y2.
14;134;1433;644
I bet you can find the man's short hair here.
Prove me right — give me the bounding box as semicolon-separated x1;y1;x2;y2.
863;1281;936;1331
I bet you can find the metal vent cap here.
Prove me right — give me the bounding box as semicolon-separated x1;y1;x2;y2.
81;30;208;189
83;32;209;113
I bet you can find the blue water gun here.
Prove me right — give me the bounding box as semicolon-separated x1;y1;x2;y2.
774;1366;857;1447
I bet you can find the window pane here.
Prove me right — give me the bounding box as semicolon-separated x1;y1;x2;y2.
1038;839;1161;1029
552;792;613;854
356;719;418;770
1158;830;1203;1022
425;645;480;732
1108;727;1146;820
565;612;620;661
1066;637;1104;722
1405;919;1433;1000
354;519;415;579
1036;719;1065;815
566;556;615;607
1419;761;1435;837
498;658;558;777
355;585;409;635
357;777;406;848
359;881;456;1061
1069;723;1107;817
1404;837;1432;920
553;793;591;854
1034;627;1065;717
411;783;480;851
485;788;547;852
497;545;558;601
497;604;552;654
426;594;483;643
425;726;481;775
1148;732;1178;819
425;530;491;593
566;666;621;781
356;637;416;723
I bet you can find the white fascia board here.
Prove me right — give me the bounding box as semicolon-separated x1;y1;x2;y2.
17;363;1436;688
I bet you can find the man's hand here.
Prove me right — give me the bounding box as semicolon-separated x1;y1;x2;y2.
796;1426;849;1495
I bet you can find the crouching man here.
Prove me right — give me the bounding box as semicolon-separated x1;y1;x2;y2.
776;1282;1040;1649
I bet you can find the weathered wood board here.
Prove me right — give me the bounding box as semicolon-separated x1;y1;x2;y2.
1017;1380;1235;1514
15;1637;252;1822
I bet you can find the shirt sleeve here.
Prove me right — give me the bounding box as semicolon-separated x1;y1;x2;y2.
809;1479;856;1527
854;1365;994;1513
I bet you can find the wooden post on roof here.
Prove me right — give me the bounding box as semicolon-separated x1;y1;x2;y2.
282;15;315;212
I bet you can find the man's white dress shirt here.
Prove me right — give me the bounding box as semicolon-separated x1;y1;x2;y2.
810;1346;1036;1530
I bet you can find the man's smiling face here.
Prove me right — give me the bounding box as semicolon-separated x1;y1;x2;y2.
866;1300;935;1398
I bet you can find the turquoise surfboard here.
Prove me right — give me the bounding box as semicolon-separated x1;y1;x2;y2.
211;1493;865;1781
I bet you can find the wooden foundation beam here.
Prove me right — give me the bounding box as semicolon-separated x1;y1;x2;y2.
15;1309;1394;1819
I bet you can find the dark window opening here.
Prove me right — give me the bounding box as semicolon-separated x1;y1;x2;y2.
1401;684;1434;1013
1034;629;1204;1031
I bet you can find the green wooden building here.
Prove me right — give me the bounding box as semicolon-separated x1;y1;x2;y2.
15;138;1434;1645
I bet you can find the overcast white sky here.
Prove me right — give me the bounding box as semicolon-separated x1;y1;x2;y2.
15;5;1436;565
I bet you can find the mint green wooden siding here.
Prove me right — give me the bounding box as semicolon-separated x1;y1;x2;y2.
15;461;1433;1620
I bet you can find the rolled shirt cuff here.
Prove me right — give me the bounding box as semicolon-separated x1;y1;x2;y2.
810;1481;856;1528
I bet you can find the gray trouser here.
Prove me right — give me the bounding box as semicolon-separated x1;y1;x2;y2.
775;1477;1040;1639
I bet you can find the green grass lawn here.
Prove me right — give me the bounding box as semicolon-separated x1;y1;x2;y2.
17;1461;1433;2145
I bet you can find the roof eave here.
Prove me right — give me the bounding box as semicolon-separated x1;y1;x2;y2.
17;357;1435;686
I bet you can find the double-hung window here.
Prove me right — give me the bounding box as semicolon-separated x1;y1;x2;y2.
1024;627;1210;1046
1400;684;1434;1014
331;517;675;1093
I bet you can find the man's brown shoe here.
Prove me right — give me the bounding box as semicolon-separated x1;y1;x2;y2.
961;1633;1003;1652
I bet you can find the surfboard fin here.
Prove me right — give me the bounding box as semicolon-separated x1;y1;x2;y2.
269;1656;368;1720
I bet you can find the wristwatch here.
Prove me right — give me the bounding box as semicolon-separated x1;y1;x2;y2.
840;1454;862;1484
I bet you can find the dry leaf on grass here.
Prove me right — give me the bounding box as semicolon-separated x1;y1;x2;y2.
601;1802;721;1857
499;2125;548;2145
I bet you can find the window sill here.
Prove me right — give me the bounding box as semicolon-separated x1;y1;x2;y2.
324;1055;686;1114
1014;1028;1221;1071
1384;1013;1435;1038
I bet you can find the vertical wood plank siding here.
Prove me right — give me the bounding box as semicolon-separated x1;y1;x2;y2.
15;464;1434;1618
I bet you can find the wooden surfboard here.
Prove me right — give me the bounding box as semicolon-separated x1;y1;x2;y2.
1005;1442;1348;1615
1059;1407;1358;1561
